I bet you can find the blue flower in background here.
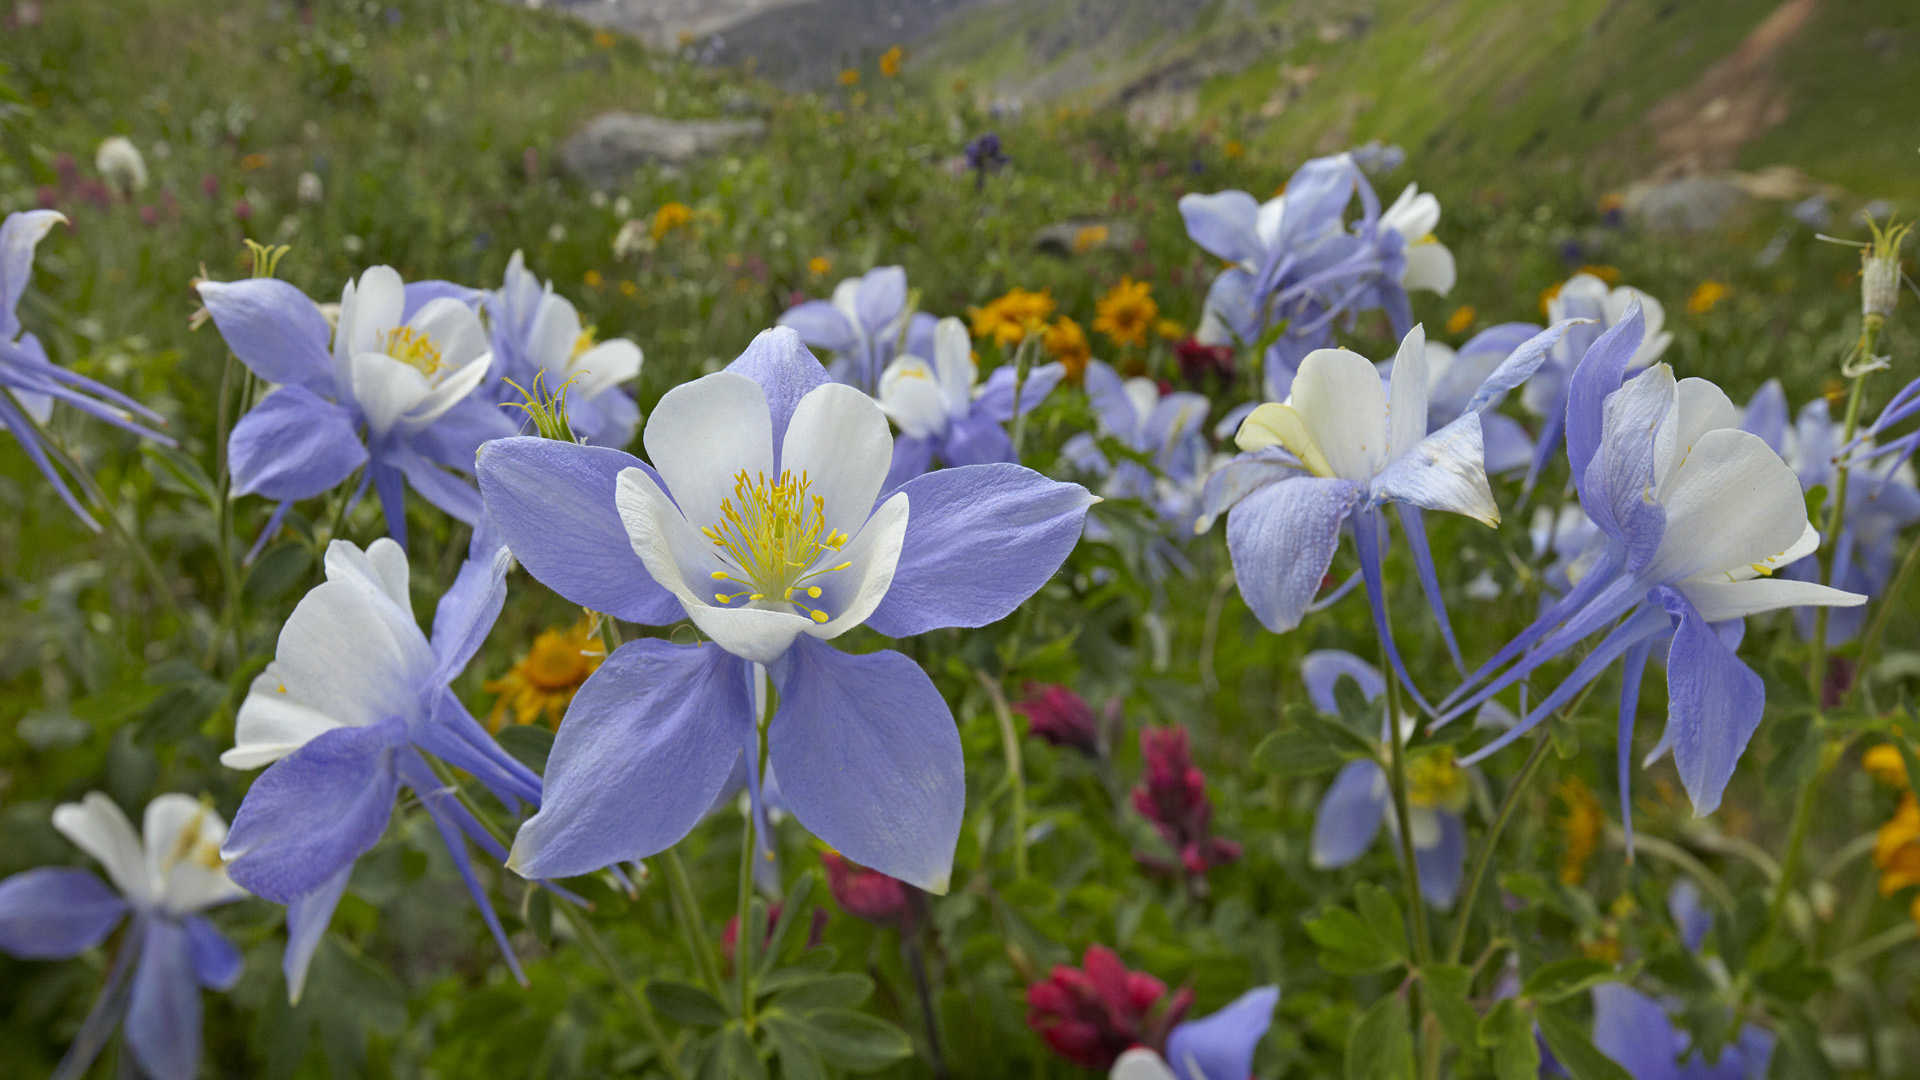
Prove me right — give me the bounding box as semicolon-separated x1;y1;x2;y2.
220;534;543;999
1;210;174;529
1444;306;1864;825
1064;360;1210;531
1517;272;1672;494
0;793;246;1079
1108;985;1280;1080
1587;885;1771;1078
1422;323;1548;475
1205;324;1562;692
1301;651;1477;908
476;328;1094;892
1181;152;1454;402
1744;380;1920;644
875;314;1064;490
486;250;643;447
777;265;936;394
199;266;518;549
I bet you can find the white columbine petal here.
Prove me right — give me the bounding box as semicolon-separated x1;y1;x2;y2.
1679;576;1866;622
642;371;774;532
398;351;491;431
930;316;975;417
1647;428;1814;585
350;352;433;436
878;357;950;439
808;492;909;640
779;383;895;542
1386;325;1430;460
1109;1048;1179;1080
570;339;643;398
143;795;245;914
52;792;150;904
1401;240;1456;295
1287;348;1390;483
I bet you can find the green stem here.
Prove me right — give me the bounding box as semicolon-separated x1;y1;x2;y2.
660;849;725;997
556;901;690;1080
1008;333;1037;461
1851;531;1920;703
1807;364;1872;698
26;411;185;626
1830;921;1918;971
1446;734;1552;962
1377;646;1432;964
977;671;1029;880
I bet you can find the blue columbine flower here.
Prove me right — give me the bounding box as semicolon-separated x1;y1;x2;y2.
1180;152;1454;402
1838;373;1920;501
1301;651;1478;908
1;210;173;528
1108;985;1280;1080
219;534;543;998
1588;884;1771;1078
1422;323;1548;475
1443;306;1864;823
1744;380;1920;644
777;265;936;394
475;327;1095;892
485;250;643;447
874;314;1064;490
0;793;246;1079
1517;272;1673;494
1202;323;1563;689
1062;360;1212;580
197;265;517;549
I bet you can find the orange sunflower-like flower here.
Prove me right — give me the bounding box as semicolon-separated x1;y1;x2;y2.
485;617;608;731
1093;276;1158;348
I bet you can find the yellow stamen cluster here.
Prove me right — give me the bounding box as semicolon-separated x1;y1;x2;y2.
385;325;444;375
163;803;225;873
571;326;598;362
1406;752;1469;813
703;469;851;623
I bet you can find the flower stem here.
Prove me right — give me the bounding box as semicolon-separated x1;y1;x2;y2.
555;899;690;1080
1378;632;1433;965
904;930;950;1079
659;849;726;996
1446;734;1552;962
1851;530;1920;707
977;671;1030;880
1009;333;1038;461
736;663;772;1027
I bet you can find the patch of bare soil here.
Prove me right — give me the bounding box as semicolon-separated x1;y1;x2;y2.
1645;0;1816;176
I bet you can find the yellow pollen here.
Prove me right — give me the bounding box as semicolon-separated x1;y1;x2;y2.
571;327;598;362
385;325;444;375
1407;753;1469;812
703;468;852;622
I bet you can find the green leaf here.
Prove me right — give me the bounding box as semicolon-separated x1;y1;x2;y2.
1421;963;1481;1053
1480;998;1540;1080
1251;726;1350;777
1521;957;1620;1002
770;1008;913;1072
765;1019;827;1080
757;870;818;977
496;724;554;774
142;443;217;506
1345;992;1414;1080
1304;905;1402;976
243;542;313;606
766;972;874;1014
1535;1004;1631;1080
1354;884;1409;965
1753;958;1833;1005
714;1024;768;1080
645;979;731;1028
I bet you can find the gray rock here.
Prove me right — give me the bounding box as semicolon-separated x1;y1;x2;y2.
558;112;765;189
1623;175;1751;233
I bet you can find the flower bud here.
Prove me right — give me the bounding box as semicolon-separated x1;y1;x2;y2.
1014;683;1101;755
1862;218;1910;321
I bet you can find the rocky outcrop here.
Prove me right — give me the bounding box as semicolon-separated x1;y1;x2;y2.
557;113;766;189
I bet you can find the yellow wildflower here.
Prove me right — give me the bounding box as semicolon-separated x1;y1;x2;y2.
484;617;608;731
1538;281;1563;318
1043;316;1090;381
968;287;1056;348
879;46;904;78
1597;192;1625;215
1093;277;1159;349
1866;744;1909;787
618;280;639;298
808;255;832;278
838;68;860;87
651;201;693;242
1579;264;1622;285
583;269;603;289
1446;305;1476;336
1154;318;1184;341
592;29;616;49
239;153;269;172
1223;139;1245;160
1876;795;1920;894
1687;280;1730;314
1557;777;1602;886
1071;225;1109;254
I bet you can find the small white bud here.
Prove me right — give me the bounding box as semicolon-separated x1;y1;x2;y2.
94;136;148;196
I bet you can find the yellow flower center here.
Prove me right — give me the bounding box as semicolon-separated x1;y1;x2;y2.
1406;753;1469;812
571;327;598;362
702;469;852;623
385;325;444;375
162;805;225;874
